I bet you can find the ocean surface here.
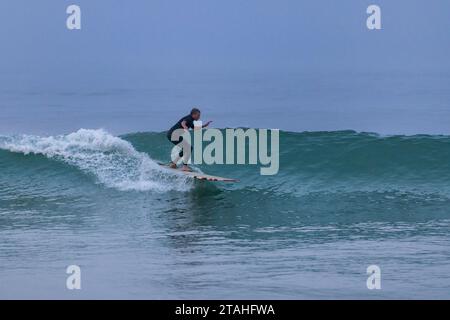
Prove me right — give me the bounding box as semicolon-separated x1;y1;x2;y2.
2;0;450;300
1;70;450;136
1;128;450;299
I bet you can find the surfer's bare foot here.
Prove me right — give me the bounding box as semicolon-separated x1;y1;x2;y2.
181;165;192;172
169;162;177;169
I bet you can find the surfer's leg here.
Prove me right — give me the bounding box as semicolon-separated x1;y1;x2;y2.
167;134;183;168
167;133;192;170
180;145;193;171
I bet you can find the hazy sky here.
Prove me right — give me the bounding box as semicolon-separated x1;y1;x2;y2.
1;0;449;73
0;1;449;135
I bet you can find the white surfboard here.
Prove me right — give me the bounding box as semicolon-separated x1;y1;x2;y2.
158;163;238;182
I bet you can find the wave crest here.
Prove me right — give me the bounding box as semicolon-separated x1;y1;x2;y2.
0;129;192;192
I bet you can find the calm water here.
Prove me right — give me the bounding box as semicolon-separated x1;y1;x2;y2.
1;70;450;136
1;71;450;299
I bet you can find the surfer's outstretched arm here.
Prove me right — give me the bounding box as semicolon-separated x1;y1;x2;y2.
202;121;212;128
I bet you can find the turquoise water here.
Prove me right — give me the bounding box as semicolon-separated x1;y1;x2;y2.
1;129;450;299
2;0;450;300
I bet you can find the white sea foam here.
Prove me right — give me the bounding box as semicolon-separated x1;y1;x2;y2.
0;129;193;192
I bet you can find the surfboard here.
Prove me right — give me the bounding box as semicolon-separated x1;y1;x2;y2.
158;163;238;182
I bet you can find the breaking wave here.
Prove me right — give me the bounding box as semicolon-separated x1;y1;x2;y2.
0;129;192;192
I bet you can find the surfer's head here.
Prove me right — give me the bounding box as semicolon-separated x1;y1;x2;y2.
191;108;201;120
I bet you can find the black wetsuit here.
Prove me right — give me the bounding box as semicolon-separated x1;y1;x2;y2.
167;115;195;163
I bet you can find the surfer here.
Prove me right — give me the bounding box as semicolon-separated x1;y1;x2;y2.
167;108;212;171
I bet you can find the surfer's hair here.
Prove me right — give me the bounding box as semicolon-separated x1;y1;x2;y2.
191;108;201;115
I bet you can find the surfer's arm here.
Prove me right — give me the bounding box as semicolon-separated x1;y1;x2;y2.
181;120;189;130
202;121;212;128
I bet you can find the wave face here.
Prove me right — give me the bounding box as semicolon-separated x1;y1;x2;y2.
0;129;192;192
278;130;450;196
123;130;450;197
1;129;450;196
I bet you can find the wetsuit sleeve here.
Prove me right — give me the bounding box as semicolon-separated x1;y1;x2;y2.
183;116;195;129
